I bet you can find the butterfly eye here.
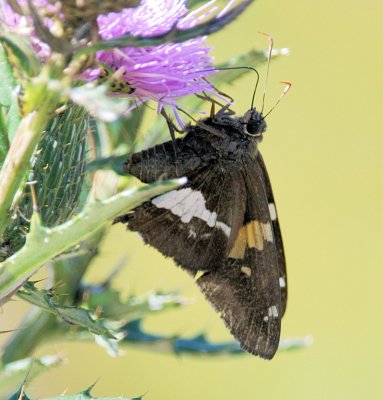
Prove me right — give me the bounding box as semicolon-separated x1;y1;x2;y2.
246;119;264;135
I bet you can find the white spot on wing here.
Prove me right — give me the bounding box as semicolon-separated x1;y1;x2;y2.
279;277;286;288
261;222;274;242
268;305;279;318
188;228;197;239
268;203;277;221
216;221;231;238
240;266;251;277
207;212;217;227
152;188;231;237
152;188;190;211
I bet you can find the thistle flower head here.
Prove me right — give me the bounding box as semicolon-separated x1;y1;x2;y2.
0;0;239;111
92;0;222;111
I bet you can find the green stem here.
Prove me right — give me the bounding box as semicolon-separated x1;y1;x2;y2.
1;310;57;364
0;109;9;168
0;112;41;237
0;178;185;303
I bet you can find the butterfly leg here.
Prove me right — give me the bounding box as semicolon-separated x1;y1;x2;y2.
160;108;184;158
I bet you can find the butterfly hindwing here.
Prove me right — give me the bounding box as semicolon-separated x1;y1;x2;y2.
196;153;281;358
121;163;247;272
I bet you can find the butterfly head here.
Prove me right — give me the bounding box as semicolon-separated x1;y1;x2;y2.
241;108;267;139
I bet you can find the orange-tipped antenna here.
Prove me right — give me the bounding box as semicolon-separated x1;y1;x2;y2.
259;32;274;113
262;81;292;119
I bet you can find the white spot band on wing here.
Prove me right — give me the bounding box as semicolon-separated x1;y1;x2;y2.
261;222;274;243
268;305;279;318
268;203;277;221
152;188;231;237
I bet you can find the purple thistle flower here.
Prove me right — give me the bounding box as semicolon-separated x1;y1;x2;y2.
92;37;215;111
92;0;224;113
0;0;238;113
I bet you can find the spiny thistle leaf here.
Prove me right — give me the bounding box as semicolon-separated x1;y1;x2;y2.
9;382;140;400
121;319;243;355
42;396;136;400
279;336;314;351
0;177;186;304
17;282;114;338
0;355;61;399
120;319;312;356
0;43;21;158
0;34;41;78
7;387;30;400
8;386;137;400
2;230;106;365
42;394;138;400
83;286;189;320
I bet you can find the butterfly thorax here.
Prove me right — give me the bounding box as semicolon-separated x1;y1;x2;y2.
184;107;267;162
124;108;267;182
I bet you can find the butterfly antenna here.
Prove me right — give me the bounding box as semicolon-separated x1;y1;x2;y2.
249;66;260;110
200;66;260;109
218;66;260;109
262;81;291;119
259;32;274;114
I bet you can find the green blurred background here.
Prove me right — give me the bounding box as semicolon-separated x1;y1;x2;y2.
1;0;383;398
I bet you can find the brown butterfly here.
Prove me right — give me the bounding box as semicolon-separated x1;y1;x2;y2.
116;93;288;358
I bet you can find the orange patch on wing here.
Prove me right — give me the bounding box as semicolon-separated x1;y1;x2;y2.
228;226;247;259
248;220;264;251
229;220;265;259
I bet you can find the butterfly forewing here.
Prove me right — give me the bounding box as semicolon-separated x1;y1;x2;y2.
121;164;246;272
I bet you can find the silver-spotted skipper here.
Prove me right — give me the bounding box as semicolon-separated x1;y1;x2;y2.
116;85;289;358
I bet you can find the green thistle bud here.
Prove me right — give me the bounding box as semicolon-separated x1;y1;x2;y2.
3;104;90;256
